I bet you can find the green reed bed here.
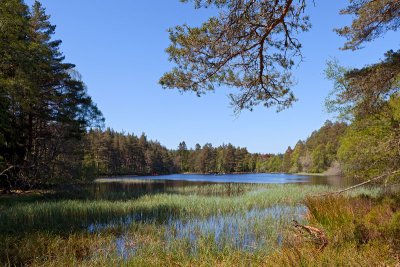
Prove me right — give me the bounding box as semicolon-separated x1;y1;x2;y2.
0;184;331;233
165;183;269;196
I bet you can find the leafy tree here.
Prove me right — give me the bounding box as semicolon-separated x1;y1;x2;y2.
83;129;179;177
281;146;293;172
299;151;312;172
196;143;215;173
290;141;304;172
266;155;283;172
311;144;326;173
0;0;30;187
247;154;258;172
223;144;237;173
338;96;400;179
326;0;400;180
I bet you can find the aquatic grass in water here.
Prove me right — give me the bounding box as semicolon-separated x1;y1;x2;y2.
0;184;380;235
0;183;383;265
164;205;307;253
88;204;307;258
0;184;327;234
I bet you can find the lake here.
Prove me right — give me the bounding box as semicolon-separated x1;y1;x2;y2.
88;173;353;200
95;173;352;187
98;173;329;184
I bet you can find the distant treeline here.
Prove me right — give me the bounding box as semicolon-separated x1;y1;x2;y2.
81;120;347;178
83;129;176;177
82;129;260;177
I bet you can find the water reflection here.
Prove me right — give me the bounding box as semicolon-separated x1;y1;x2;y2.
86;180;230;200
88;173;355;200
305;175;356;186
97;173;356;186
102;173;324;184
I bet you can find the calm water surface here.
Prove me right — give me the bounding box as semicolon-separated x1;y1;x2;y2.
90;173;353;200
97;173;347;185
86;173;354;199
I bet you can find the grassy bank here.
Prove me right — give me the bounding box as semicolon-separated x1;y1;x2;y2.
0;183;397;266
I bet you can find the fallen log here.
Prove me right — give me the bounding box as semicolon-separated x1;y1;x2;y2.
0;165;14;177
293;220;328;251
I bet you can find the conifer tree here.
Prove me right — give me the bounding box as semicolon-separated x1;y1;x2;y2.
0;0;103;187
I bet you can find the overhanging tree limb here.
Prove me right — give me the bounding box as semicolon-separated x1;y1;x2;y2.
315;170;400;197
160;0;309;112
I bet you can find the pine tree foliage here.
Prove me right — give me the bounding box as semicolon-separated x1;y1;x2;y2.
336;0;400;50
160;0;310;112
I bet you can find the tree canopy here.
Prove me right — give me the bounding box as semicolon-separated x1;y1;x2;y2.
160;0;310;112
336;0;400;50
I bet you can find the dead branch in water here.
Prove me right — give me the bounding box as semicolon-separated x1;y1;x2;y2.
314;170;400;197
293;220;328;251
0;166;15;194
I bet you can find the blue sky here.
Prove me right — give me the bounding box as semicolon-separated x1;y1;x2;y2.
26;1;398;153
